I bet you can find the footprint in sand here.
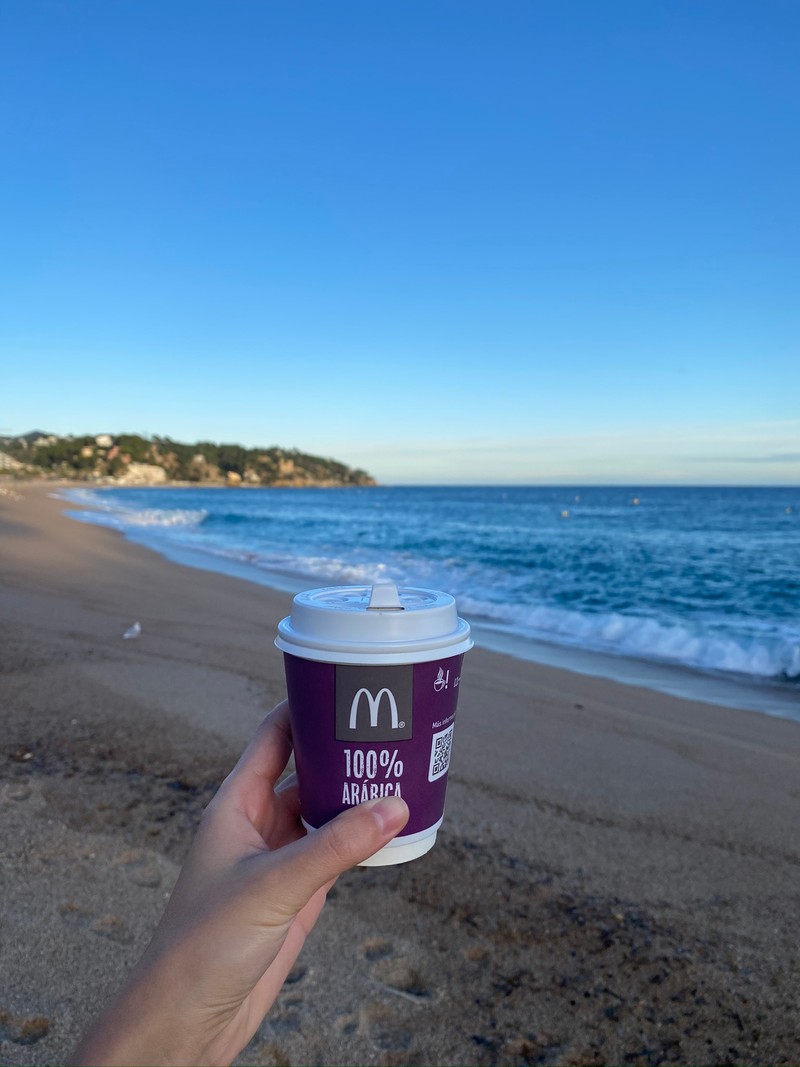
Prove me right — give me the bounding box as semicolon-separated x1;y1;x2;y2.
260;965;308;1036
263;992;304;1035
361;936;394;961
334;1012;359;1035
0;1009;50;1046
113;849;162;888
462;944;489;963
59;903;133;944
361;937;431;1001
370;957;431;1000
266;1006;302;1033
4;783;32;802
358;1002;415;1051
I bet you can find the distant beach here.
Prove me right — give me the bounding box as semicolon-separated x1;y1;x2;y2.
2;483;800;1066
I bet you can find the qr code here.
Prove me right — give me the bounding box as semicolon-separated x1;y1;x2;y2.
428;723;455;782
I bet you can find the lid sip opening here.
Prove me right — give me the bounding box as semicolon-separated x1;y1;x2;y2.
367;582;404;611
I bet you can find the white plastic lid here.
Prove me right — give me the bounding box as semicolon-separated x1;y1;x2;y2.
275;582;473;664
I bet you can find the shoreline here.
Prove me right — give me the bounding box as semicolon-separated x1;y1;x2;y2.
2;484;800;1066
55;481;800;724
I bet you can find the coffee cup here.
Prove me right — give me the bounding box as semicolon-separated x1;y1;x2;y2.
275;582;472;865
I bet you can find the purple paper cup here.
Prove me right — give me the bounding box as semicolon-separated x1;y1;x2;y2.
275;583;472;866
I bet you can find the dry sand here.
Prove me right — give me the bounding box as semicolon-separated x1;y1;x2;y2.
1;484;799;1066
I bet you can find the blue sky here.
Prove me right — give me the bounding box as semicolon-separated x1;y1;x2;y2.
1;0;798;484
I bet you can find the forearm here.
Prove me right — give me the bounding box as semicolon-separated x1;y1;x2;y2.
71;950;223;1067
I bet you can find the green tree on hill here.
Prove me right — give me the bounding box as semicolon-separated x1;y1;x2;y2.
0;431;376;487
216;444;248;477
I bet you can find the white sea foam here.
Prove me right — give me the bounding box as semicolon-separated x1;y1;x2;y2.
457;595;800;680
112;507;208;528
66;501;208;530
198;545;395;586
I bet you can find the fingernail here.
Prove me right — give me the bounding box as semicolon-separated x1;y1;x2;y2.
367;795;409;835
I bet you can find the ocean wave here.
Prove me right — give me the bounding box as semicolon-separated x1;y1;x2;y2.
112;507;208;528
203;544;800;681
198;544;396;585
65;502;208;531
180;541;800;681
458;595;800;681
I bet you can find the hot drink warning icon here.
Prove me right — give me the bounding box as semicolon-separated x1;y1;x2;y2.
433;667;449;692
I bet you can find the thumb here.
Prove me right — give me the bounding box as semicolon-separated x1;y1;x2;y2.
261;796;409;914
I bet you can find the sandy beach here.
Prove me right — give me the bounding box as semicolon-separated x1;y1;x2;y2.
1;484;799;1066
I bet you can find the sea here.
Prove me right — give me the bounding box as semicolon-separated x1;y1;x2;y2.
60;485;800;721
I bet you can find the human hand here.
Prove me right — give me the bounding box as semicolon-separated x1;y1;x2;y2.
71;700;409;1066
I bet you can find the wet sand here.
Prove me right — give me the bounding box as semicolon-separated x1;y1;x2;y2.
1;484;799;1066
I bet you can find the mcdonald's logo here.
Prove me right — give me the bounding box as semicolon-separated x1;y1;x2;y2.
336;664;413;741
349;687;400;731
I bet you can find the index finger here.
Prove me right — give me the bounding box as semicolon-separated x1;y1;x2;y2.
225;700;294;799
